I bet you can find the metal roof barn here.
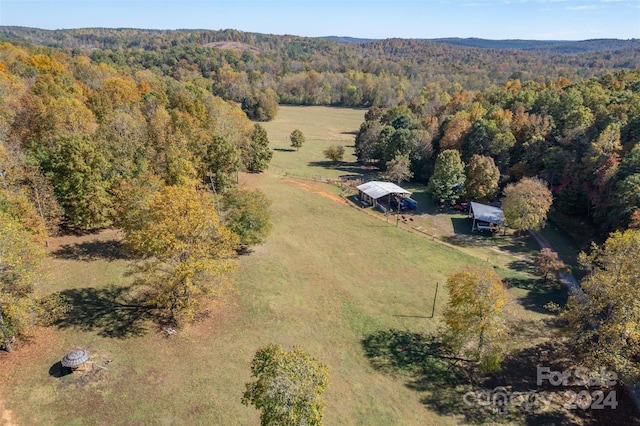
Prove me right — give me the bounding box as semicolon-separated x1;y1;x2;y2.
469;201;507;231
356;181;410;200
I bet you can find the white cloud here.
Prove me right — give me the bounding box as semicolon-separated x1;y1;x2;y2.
566;4;602;10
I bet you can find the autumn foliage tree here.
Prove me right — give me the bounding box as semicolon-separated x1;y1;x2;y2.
0;213;45;352
562;229;640;384
533;248;567;284
322;145;345;164
464;154;500;203
384;153;414;184
501;177;553;232
242;343;329;426
441;266;513;372
290;129;305;151
120;184;240;322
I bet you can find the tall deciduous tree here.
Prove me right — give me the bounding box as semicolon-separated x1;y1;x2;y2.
439;110;472;151
221;188;272;248
121;184;240;321
384;153;413;184
501;177;553;232
45;135;114;229
290;129;305;151
241;88;279;122
533;248;567;284
354;120;382;164
322;145;345;164
441;266;513;372
204;135;241;193
563;229;640;384
464;154;500;203
246;124;273;173
427;149;465;206
242;343;329;426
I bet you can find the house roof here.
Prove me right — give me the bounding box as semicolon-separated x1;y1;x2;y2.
470;202;507;226
356;181;411;199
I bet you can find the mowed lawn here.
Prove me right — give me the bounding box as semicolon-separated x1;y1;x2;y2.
0;106;554;425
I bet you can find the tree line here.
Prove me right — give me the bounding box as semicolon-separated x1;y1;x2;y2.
354;71;640;239
1;27;639;115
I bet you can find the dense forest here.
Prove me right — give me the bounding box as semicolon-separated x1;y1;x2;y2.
1;27;639;115
0;40;275;230
354;70;640;243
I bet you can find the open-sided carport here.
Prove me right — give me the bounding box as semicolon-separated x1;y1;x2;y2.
468;201;507;232
356;181;412;211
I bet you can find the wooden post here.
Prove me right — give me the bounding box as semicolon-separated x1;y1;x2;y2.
431;282;439;318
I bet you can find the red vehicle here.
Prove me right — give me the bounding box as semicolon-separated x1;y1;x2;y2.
453;202;469;212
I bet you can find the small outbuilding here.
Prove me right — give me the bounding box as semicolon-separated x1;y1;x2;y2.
469;201;507;232
356;181;412;210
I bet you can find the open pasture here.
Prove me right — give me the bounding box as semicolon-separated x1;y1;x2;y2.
0;105;598;425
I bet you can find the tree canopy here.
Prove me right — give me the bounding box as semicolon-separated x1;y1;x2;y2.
384;153;414;184
242;343;329;426
322;145;345;163
563;229;640;384
427;149;465;205
246;124;273;173
464;154;499;203
501;177;553;232
0;213;46;351
533;248;567;284
221;187;273;248
290;129;305;151
119;183;240;321
441;266;514;372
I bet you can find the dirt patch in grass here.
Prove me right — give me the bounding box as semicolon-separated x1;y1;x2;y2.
0;328;60;425
0;327;56;378
281;178;349;206
0;399;15;426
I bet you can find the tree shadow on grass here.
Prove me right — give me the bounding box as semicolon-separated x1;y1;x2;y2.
491;340;640;425
273;148;296;152
518;285;568;314
55;285;168;338
444;217;509;248
51;239;130;262
361;329;593;424
307;160;378;176
362;329;497;424
507;259;537;276
504;261;568;314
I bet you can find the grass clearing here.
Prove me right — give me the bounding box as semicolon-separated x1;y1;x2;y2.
2;106;628;425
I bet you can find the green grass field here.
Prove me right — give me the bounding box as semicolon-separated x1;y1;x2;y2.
0;105;600;426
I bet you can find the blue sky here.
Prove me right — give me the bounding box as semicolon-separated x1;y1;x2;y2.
0;0;638;41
